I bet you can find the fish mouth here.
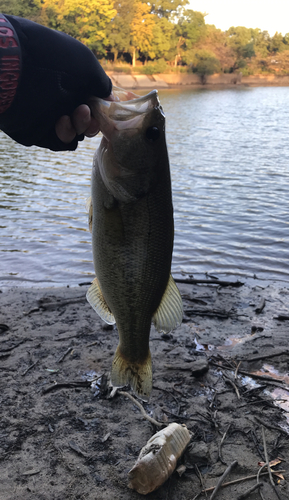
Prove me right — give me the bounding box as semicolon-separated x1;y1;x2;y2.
89;90;163;141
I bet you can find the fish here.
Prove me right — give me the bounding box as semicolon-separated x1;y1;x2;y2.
128;423;191;495
86;88;183;400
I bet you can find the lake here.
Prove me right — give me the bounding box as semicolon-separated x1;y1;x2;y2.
1;86;289;287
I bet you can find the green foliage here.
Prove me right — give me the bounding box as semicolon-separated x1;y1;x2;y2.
189;49;220;82
139;59;168;74
4;0;289;75
0;0;41;19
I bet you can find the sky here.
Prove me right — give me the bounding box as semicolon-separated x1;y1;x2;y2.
190;0;289;36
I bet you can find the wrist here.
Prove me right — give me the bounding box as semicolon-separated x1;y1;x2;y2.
0;14;21;114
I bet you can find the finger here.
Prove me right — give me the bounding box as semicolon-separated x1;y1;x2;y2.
55;115;76;143
84;116;100;137
71;104;91;135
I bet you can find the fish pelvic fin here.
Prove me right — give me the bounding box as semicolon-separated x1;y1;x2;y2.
86;278;115;325
152;274;183;333
111;345;152;401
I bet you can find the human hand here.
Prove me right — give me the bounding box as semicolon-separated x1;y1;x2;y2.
56;94;116;144
0;15;112;151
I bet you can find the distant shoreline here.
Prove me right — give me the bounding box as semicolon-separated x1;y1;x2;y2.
108;72;289;89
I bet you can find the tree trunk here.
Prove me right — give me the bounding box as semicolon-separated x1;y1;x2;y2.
132;47;136;67
113;49;118;62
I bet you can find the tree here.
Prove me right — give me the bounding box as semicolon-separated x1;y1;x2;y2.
130;2;154;66
173;9;206;66
0;0;41;20
41;0;116;55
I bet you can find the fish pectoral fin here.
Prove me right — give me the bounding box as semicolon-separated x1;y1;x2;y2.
86;196;93;233
152;274;183;333
86;278;115;324
111;345;152;401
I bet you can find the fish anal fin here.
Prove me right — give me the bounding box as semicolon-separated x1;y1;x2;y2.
86;277;115;325
152;274;183;333
111;345;152;401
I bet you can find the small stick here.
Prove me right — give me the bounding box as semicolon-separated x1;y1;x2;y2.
238;350;289;363
218;423;232;465
262;426;274;487
21;360;38;376
236;482;263;500
209;460;238;500
255;298;266;314
223;376;240;399
235;361;242;380
86;340;99;347
257;464;267;500
57;346;73;363
254;416;289;436
197;470;286;495
261;427;284;500
194;464;206;492
119;391;163;428
175;278;244;287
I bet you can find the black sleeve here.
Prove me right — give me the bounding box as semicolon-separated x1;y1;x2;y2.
0;14;112;151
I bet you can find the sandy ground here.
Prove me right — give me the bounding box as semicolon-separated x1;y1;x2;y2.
0;277;289;500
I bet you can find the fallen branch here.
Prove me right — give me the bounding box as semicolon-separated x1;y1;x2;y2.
175;278;244;287
274;314;289;321
236;482;263;500
21;360;38;376
262;426;283;500
57;346;73;363
193;470;286;496
118;391;163;428
209;460;238;500
255;298;266;314
218;423;231;465
42;380;91;394
254;416;289;436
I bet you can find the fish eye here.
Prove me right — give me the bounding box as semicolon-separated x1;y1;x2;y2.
145;126;160;142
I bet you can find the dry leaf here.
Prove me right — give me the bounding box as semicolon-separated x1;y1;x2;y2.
258;458;281;467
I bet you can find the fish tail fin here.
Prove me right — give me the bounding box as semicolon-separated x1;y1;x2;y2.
111;345;152;401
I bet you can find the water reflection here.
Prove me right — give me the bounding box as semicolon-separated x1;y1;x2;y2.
1;86;289;285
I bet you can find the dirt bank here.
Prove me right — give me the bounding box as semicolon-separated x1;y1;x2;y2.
0;278;288;499
108;71;289;89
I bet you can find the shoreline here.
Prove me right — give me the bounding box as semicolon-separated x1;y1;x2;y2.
1;279;289;499
107;71;289;89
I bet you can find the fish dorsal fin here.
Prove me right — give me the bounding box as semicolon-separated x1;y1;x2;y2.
86;278;116;325
86;196;93;233
152;275;183;333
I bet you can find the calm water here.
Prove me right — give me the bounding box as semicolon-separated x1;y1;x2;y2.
1;86;289;287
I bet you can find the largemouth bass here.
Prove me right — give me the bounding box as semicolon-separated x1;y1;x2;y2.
86;89;183;400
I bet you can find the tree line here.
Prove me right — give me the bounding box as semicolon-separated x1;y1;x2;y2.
2;0;289;76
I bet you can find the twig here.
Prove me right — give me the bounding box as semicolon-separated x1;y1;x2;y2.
175;278;244;287
274;314;289;321
257;464;267;500
21;360;38;376
235;361;242;380
255;298;266;314
223;375;240;399
118;391;163;428
262;426;283;500
209;460;238;500
57;346;73;363
42;380;91;394
195;470;286;495
242;350;289;363
218;423;232;465
236;482;263;500
254;416;289;436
